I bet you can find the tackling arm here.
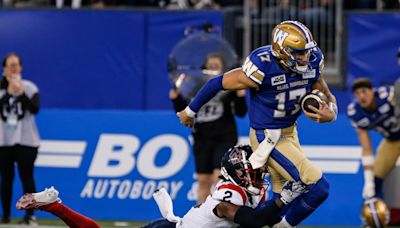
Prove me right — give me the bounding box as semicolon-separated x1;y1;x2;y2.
214;181;305;227
356;128;375;199
215;198;284;228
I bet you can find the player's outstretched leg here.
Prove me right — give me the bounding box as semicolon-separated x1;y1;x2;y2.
268;147;329;227
278;176;330;227
16;187;100;228
251;128;330;227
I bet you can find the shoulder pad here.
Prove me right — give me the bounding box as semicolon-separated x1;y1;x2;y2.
347;102;369;129
241;46;272;85
376;86;393;101
212;183;246;206
347;102;357;117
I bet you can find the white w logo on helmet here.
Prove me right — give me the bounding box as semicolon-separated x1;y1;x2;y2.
273;29;289;48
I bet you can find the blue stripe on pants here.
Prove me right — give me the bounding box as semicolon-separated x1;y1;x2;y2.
254;129;300;181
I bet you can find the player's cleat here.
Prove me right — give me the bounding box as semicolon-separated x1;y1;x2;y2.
16;186;60;210
272;217;296;228
18;215;38;226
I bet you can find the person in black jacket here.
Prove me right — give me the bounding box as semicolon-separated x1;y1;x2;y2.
0;53;40;225
169;53;247;203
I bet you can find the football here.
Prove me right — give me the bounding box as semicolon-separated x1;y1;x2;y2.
301;89;328;114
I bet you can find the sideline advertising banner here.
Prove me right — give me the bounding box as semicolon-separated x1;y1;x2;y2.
7;110;383;225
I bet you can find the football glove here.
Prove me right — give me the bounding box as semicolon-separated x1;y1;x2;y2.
363;170;375;199
280;181;306;205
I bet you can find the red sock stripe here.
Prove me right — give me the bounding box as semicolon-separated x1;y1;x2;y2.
41;202;100;228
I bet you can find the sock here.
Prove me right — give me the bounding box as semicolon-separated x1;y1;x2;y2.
271;192;291;222
40;202;100;228
285;176;330;226
374;177;384;199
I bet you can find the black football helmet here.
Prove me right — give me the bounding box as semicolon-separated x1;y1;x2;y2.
221;145;268;195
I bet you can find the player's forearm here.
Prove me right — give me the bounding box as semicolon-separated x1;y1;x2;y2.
187;70;255;115
187;75;223;114
233;199;283;227
361;150;374;170
358;130;374;169
327;92;337;105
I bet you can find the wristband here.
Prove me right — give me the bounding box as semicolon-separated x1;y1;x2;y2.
363;169;374;183
361;155;374;167
328;102;338;121
184;106;196;118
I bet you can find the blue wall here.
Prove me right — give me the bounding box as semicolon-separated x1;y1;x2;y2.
0;10;223;110
347;13;400;88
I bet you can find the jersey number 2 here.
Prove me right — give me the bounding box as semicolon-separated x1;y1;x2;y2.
274;88;306;118
222;191;233;202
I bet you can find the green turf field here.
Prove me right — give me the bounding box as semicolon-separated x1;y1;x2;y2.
0;219;399;228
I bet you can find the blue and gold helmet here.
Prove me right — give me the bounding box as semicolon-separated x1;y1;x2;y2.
271;20;318;73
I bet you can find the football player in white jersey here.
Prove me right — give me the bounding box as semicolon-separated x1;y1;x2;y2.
16;145;304;228
145;145;305;228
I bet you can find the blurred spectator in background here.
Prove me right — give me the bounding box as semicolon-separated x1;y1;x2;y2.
343;0;376;9
344;0;399;9
166;0;220;9
0;53;40;225
394;47;400;125
0;0;47;7
169;53;247;203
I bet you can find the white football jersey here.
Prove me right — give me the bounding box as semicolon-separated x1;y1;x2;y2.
177;181;266;228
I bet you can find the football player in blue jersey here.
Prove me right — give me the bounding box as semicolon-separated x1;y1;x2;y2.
393;47;400;121
347;78;400;201
177;20;338;227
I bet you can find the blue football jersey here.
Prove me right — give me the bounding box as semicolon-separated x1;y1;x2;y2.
347;86;400;140
241;45;324;129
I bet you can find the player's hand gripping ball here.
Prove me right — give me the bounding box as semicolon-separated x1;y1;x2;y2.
301;89;328;114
